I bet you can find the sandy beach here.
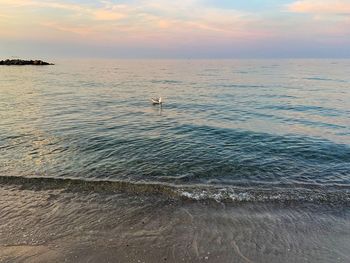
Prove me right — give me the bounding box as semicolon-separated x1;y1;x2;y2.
1;179;349;263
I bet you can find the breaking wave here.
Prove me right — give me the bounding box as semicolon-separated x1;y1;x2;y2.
1;175;349;204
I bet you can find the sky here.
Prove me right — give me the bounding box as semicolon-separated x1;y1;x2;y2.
0;0;350;58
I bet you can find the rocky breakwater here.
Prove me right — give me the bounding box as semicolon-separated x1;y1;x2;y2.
0;59;53;65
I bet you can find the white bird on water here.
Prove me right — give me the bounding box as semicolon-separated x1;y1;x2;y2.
151;97;163;105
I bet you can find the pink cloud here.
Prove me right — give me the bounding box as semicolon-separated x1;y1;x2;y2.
288;0;350;14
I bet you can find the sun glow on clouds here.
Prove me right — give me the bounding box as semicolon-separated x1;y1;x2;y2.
288;0;350;14
0;0;349;57
0;0;261;40
93;10;126;21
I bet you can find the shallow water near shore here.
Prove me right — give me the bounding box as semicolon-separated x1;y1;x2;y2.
1;59;350;262
1;184;350;263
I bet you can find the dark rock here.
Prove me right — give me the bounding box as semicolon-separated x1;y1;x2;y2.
0;59;53;66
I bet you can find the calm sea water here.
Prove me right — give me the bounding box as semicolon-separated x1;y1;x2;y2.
1;59;350;202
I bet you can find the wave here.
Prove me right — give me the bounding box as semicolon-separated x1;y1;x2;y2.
1;175;349;204
150;79;182;84
304;77;347;83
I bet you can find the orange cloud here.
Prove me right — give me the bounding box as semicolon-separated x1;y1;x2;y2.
288;0;350;14
0;0;278;47
93;10;126;21
157;20;171;29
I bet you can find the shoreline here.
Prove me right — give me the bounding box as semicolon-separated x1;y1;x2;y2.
0;175;349;205
1;182;349;262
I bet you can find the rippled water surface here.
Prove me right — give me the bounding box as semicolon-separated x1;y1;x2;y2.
1;59;350;202
1;59;350;262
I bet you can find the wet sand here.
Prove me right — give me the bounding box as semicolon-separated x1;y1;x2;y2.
1;183;350;263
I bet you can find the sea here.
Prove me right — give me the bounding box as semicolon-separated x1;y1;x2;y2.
0;59;350;262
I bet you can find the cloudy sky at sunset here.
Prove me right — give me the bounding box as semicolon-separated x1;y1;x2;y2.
1;0;349;58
